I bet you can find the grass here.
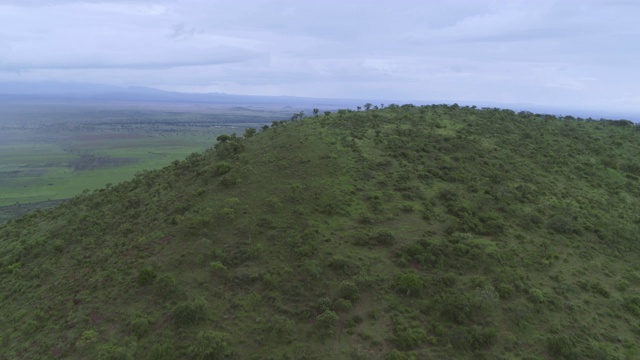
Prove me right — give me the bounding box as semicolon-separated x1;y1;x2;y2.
1;105;640;359
0;132;223;207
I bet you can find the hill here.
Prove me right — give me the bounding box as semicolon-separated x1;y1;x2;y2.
2;104;640;359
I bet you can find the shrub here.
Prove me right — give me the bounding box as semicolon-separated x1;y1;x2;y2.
546;215;581;235
187;331;232;360
149;343;176;360
136;267;157;286
76;329;97;347
209;261;228;276
129;317;151;339
395;272;423;296
219;174;238;187
478;212;506;235
386;350;417;360
329;256;360;275
450;325;497;351
440;293;472;325
316;297;332;313
316;310;339;335
547;335;578;359
372;229;396;246
172;298;208;326
393;317;427;350
214;162;232;176
495;283;513;299
154;274;177;300
264;315;294;340
97;344;134;360
243;127;257;138
528;288;546;304
334;298;353;312
339;281;361;302
624;295;640;317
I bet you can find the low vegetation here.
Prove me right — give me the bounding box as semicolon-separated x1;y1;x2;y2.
1;104;640;359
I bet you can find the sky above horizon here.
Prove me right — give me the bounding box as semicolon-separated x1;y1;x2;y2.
0;0;638;113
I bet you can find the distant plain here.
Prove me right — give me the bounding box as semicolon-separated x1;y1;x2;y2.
0;101;292;222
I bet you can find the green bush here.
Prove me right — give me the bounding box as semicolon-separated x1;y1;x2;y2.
97;344;134;360
148;343;175;360
316;310;339;335
316;297;332;313
264;315;294;340
154;273;177;299
395;272;423;296
392;317;427;350
187;331;232;360
386;349;417;360
219;174;238;187
450;325;497;351
624;295;640;317
129;317;151;339
172;298;208;326
339;281;361;302
372;229;396;246
136;267;157;286
546;215;582;235
547;335;578;359
243;127;257;138
334;298;353;311
214;162;232;176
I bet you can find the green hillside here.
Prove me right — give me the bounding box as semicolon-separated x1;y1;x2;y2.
2;104;640;359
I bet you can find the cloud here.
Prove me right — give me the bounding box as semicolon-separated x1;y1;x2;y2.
0;0;638;114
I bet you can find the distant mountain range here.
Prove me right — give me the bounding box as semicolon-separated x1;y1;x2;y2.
0;81;637;121
0;81;361;108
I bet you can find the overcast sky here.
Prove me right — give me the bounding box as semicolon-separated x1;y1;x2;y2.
1;0;638;113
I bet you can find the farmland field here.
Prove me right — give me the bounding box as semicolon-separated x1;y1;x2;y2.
0;101;292;222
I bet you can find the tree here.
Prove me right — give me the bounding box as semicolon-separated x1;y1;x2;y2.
216;134;231;143
324;111;331;117
243;127;256;138
364;103;373;111
313;108;319;117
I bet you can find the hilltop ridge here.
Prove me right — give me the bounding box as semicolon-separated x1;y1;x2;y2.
2;104;640;359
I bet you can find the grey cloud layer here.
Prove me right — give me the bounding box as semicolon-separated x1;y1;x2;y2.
0;0;638;111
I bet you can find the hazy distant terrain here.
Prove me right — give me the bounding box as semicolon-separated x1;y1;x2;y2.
0;99;297;223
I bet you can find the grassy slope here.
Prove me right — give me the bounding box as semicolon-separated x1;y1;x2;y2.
1;105;640;359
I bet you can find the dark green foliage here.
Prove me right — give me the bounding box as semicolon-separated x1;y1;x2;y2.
149;343;176;360
339;281;360;302
129;316;151;339
243;127;257;138
2;104;640;359
392;315;427;350
316;310;339;336
316;297;332;313
371;229;396;246
214;162;232;176
136;267;157;286
449;325;497;351
386;350;417;360
263;315;294;341
623;295;640;317
547;335;579;359
187;331;232;360
395;272;423;296
97;344;134;360
172;298;208;326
